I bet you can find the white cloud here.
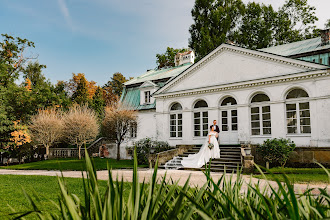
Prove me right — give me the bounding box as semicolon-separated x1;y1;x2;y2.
57;0;74;30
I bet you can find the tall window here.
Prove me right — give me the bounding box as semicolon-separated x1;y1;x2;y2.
194;100;208;137
130;122;137;138
220;97;238;131
170;103;183;138
144;91;151;103
250;94;271;135
286;89;311;134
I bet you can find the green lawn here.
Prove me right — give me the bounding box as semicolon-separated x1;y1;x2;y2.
0;158;147;171
0;175;131;219
254;167;330;184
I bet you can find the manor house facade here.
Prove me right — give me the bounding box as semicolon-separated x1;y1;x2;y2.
120;31;330;159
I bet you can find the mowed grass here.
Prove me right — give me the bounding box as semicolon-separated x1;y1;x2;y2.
254;167;330;184
0;158;147;171
0;175;131;219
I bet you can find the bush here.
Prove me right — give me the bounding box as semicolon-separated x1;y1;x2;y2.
134;138;172;165
257;138;296;167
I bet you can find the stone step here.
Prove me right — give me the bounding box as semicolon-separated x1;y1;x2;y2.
212;158;241;162
220;153;241;157
220;156;241;160
220;148;241;152
181;167;240;173
208;161;241;165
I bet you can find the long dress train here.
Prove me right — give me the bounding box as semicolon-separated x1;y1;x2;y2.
180;132;220;168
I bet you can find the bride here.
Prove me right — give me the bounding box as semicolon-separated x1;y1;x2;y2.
181;126;220;168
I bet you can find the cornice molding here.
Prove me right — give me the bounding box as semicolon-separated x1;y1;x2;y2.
158;46;319;95
156;70;330;99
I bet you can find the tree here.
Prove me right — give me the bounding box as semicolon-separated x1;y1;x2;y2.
0;88;14;150
102;103;137;160
0;34;35;87
189;0;244;60
22;61;47;87
63;105;99;159
189;0;319;60
325;19;330;29
156;47;189;68
72;77;89;104
66;73;98;99
104;72;128;98
91;86;105;120
102;86;119;106
29;108;64;156
233;3;276;50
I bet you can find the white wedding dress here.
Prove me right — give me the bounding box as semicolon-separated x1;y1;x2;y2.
181;132;220;168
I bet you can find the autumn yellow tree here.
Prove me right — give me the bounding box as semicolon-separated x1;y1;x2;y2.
66;73;98;99
10;120;32;147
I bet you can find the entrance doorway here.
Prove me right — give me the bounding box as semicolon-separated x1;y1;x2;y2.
219;97;239;144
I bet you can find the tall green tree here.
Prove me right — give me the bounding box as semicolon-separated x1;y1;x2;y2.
156;47;189;68
91;86;105;120
233;3;276;50
22;61;47;87
72;77;89;104
189;0;244;60
189;0;319;60
104;73;127;98
0;86;14;150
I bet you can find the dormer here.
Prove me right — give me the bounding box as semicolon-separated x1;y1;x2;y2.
175;50;195;66
139;81;159;105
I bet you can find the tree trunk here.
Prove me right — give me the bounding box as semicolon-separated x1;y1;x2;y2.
46;145;49;157
78;146;81;160
266;161;269;169
117;142;121;161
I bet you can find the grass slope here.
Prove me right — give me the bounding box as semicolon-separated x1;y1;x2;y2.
0;175;131;219
254;167;330;184
0;158;147;171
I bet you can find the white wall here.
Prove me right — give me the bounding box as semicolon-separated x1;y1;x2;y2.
154;76;330;147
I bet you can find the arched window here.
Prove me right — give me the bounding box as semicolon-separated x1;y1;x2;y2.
220;97;238;132
170;103;182;138
170;102;183;111
194;100;208;108
221;97;237;106
286;89;311;134
250;93;271;135
193;100;208;137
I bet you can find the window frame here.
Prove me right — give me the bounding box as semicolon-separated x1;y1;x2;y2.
169;103;183;138
193;100;209;137
285;95;311;135
144;91;151;104
250;94;271;136
129;122;137;138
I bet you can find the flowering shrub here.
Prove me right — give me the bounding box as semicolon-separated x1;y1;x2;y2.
256;138;296;167
134;138;172;165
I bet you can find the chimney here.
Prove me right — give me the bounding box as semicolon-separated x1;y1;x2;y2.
320;29;330;46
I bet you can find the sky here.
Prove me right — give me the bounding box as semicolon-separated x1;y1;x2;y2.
1;0;329;86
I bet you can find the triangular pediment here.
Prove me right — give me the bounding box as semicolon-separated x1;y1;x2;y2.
139;80;158;88
155;44;325;95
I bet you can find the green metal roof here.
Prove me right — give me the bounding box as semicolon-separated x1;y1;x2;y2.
120;87;156;110
121;63;192;110
124;63;192;86
259;37;330;57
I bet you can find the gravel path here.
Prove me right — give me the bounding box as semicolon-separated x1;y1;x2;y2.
0;169;328;194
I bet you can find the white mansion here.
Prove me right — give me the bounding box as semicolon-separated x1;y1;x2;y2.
121;35;330;157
